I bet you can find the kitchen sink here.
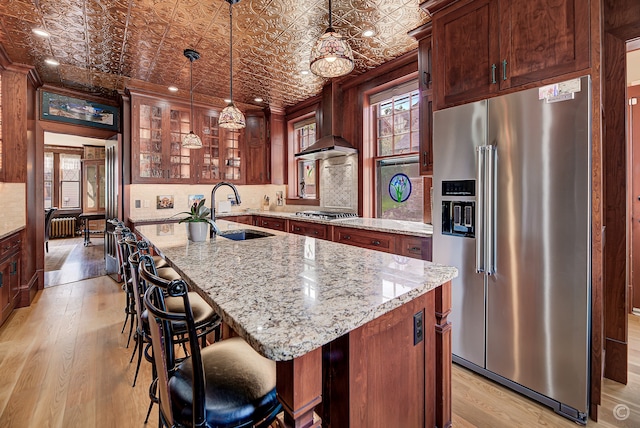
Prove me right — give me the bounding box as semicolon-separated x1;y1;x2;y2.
217;229;274;241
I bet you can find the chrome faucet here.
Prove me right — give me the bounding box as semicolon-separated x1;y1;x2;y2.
210;182;241;237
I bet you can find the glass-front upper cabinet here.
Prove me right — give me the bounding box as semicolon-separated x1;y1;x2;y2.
131;95;192;183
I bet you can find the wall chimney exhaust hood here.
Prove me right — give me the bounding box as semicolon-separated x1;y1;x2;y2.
295;81;358;160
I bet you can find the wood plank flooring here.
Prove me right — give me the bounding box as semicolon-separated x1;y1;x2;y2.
0;275;638;427
45;237;106;287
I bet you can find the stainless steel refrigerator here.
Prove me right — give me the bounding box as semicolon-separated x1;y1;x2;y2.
433;76;591;424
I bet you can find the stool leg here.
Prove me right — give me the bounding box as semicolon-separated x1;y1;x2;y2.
132;333;144;387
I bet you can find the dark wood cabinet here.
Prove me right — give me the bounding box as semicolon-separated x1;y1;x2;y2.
0;231;22;326
413;24;435;176
432;0;590;109
433;0;499;108
130;92;249;185
334;227;395;253
253;216;286;231
131;95;193;183
398;235;433;261
222;215;254;225
289;220;329;240
498;0;590;89
245;111;270;184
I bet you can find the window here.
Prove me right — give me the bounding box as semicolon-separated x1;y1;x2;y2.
287;115;319;202
59;154;81;208
44;152;53;209
44;148;83;209
370;81;423;222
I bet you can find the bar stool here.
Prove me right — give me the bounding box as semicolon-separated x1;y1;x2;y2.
135;253;221;423
144;279;282;428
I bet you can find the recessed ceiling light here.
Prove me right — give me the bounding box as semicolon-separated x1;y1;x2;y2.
168;86;178;92
254;97;263;103
32;28;50;38
363;29;375;37
45;58;59;66
301;70;309;75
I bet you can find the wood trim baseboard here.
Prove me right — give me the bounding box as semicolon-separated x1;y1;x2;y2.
18;271;40;308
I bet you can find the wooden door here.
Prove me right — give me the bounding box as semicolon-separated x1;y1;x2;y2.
629;85;640;311
499;0;590;90
433;0;499;109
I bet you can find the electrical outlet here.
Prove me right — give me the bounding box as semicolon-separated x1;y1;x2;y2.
135;200;141;208
414;311;424;345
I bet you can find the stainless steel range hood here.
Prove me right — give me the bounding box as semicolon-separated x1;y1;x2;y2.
294;135;357;160
295;81;358;160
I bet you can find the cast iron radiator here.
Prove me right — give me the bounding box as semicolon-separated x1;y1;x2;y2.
50;217;77;238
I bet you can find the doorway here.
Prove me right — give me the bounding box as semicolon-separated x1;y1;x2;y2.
43;132;108;287
628;42;640;315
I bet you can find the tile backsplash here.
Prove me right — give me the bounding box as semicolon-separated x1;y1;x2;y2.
129;183;293;221
320;155;358;211
0;182;26;235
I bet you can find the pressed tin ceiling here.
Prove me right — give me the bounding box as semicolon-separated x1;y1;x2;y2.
0;0;429;109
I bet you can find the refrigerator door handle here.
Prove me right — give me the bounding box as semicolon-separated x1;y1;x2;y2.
485;145;497;275
476;147;486;273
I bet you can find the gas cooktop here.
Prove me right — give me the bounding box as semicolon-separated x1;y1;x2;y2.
295;211;358;220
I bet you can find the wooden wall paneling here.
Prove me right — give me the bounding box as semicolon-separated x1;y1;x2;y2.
2;69;28;183
24;72;40;302
589;0;604;419
629;85;640;311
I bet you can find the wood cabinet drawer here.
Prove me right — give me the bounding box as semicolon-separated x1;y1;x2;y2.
289;220;329;240
0;233;21;260
254;216;286;231
334;227;394;253
398;236;432;261
223;215;254;225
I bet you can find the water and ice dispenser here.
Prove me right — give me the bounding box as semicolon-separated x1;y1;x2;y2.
441;180;475;238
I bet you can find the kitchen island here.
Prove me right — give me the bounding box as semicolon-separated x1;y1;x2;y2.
136;220;457;428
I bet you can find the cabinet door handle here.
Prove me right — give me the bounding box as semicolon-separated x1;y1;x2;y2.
423;151;428;167
314;231;318;235
409;246;421;253
294;227;301;231
344;235;351;240
502;60;508;81
491;64;497;84
372;240;381;246
11;261;17;275
0;272;3;288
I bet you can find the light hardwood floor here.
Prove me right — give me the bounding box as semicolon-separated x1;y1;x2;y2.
0;275;638;427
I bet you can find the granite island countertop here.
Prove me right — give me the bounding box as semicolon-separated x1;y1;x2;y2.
136;220;456;361
130;211;433;237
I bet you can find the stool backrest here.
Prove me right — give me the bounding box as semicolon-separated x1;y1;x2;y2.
143;273;206;427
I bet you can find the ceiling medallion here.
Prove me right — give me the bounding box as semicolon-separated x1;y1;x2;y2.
182;48;203;149
219;0;246;130
309;0;354;78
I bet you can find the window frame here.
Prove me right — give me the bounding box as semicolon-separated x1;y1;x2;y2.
44;146;84;212
286;110;320;205
367;80;425;221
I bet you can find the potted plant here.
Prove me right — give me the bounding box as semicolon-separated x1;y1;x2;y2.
176;199;219;242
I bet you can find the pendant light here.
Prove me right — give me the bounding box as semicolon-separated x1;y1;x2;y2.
309;0;354;78
182;48;203;149
219;0;246;130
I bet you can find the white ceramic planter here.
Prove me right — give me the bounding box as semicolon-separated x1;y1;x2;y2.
187;222;209;242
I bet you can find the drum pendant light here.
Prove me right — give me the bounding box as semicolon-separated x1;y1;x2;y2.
309;0;354;78
219;0;246;130
182;48;203;149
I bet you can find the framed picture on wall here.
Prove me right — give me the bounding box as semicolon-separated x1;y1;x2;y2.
41;91;120;131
